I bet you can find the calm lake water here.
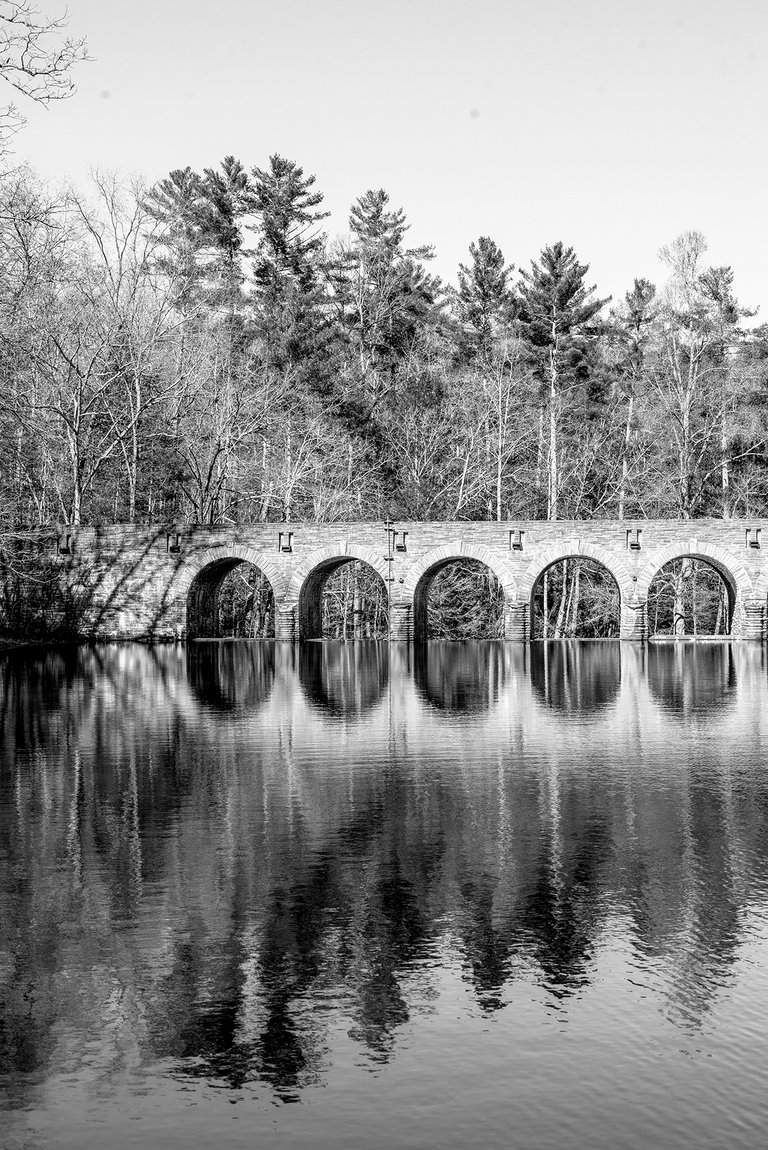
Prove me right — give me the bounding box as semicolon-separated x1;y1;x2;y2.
2;640;768;1149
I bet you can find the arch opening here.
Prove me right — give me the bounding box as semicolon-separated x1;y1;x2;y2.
299;559;389;640
647;557;735;638
531;558;620;639
414;558;504;641
187;559;275;639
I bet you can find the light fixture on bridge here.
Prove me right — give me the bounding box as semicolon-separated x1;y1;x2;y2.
626;528;642;551
746;527;762;549
279;531;294;553
56;533;72;556
166;532;181;554
388;528;407;552
509;529;525;551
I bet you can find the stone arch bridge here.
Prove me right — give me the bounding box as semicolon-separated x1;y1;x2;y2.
36;519;768;641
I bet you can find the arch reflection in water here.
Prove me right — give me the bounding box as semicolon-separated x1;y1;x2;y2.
299;640;389;717
647;642;737;717
414;641;509;713
5;643;768;1142
186;641;276;713
530;640;621;714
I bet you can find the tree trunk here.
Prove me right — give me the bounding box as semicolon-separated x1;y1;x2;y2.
71;473;82;526
353;562;362;640
721;408;730;519
619;394;634;520
14;425;23;513
554;560;568;638
568;563;581;636
342;565;350;639
548;343;558;520
542;570;549;639
673;560;691;637
536;402;545;513
680;393;691;517
284;432;292;521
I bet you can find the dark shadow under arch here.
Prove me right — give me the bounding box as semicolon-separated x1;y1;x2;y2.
413;558;504;642
530;557;620;639
299;559;389;640
187;558;275;639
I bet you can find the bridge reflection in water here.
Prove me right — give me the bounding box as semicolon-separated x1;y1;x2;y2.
2;641;768;1145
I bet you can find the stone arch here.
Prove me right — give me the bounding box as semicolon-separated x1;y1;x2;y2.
287;542;390;640
178;546;284;639
638;539;753;638
519;541;634;603
401;542;518;643
520;541;634;640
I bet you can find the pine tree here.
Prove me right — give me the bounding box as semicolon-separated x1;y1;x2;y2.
697;265;755;517
142;167;210;313
610;278;657;518
454;236;515;363
249;154;336;394
517;242;609;518
199;156;253;313
145;159;254;316
339;188;440;415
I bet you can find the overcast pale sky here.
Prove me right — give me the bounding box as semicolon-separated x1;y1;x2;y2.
13;0;768;313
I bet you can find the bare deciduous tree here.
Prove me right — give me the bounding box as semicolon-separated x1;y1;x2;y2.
0;1;88;142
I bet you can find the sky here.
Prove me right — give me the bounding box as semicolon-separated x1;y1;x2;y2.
10;0;768;314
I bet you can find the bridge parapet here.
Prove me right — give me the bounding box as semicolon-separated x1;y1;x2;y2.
8;519;768;642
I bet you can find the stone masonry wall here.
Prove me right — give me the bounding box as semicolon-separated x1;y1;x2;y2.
25;519;768;641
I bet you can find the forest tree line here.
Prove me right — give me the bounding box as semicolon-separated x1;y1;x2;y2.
0;155;767;536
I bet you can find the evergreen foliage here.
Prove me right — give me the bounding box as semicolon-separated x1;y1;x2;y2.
517;240;609;397
249;154;336;395
454;236;515;362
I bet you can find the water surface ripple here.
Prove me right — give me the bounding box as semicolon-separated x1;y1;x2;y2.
2;640;768;1149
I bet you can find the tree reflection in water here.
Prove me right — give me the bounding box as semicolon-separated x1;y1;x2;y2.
1;641;768;1107
186;641;276;713
647;642;737;716
414;641;508;712
530;640;621;713
299;641;388;717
